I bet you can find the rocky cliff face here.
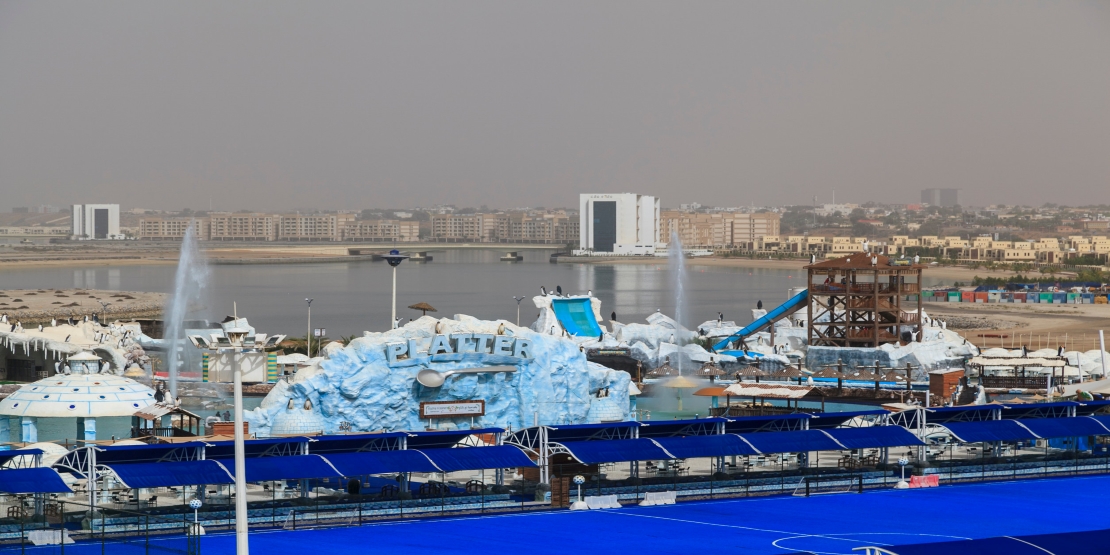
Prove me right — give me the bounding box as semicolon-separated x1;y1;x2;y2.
246;315;630;436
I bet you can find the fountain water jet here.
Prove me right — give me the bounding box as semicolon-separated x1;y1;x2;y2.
163;223;208;398
668;229;688;375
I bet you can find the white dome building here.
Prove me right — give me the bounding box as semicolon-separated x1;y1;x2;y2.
0;351;156;443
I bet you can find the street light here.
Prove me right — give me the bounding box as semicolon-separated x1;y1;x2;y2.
380;250;409;329
305;298;313;357
188;306;284;555
513;296;526;326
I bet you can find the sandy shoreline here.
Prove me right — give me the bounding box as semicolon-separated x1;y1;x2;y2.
571;256;1020;282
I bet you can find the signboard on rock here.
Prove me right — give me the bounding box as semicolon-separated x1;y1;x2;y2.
420;400;485;419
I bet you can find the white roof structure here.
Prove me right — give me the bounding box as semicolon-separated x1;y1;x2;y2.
722;383;814;399
0;372;156;418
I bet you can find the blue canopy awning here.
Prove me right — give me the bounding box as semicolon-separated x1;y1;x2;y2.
739;430;845;454
404;428;504;450
723;414;810;434
1016;417;1110;439
941;420;1037;443
307;433;407;454
215;455;341;482
651;435;760;458
322;450;438;476
926;405;1001;424
96;442;208;464
637;418;727;438
106;460;233;488
0;448;43;466
824;427;924;449
544;422;642;443
418;446;535;472
556;439;673;464
807;410;889;429
0;468;72;494
205;437;308;459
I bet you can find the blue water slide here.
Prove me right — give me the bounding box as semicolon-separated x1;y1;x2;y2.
711;289;808;351
551;297;603;337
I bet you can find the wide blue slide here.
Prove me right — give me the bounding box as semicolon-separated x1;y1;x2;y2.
712;289;808;351
551;297;603;337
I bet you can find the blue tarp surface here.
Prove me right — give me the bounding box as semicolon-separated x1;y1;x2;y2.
551;297;603;337
417;446;535;472
739;430;845;454
941;420;1037;443
0;468;72;494
215;455;341;481
823;426;924;449
322;450;438;476
106;460;233;488
556;439;673;463
650;434;759;458
1017;417;1110;438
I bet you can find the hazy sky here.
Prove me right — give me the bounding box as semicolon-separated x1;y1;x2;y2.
1;1;1107;211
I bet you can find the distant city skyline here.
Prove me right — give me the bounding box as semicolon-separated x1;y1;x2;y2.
2;2;1107;211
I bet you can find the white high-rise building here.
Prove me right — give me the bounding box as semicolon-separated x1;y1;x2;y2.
71;204;121;239
578;193;659;255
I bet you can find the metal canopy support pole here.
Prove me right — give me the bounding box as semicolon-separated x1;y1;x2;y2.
539;427;549;485
232;347;249;555
391;265;398;329
1100;331;1108;379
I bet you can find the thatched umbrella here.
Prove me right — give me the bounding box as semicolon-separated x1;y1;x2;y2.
777;366;806;385
733;365;767;383
697;359;727;382
408;302;437;316
646;359;680;379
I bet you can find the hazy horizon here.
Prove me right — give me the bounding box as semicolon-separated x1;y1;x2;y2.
2;2;1107;212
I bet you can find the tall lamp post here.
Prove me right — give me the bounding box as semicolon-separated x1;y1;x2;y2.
189;312;284;555
513;296;526;326
305;298;313;357
381;250;409;329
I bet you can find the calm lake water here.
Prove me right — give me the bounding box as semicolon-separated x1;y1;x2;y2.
1;250;941;440
0;250;829;338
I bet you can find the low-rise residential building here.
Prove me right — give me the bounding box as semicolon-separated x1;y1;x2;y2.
341;220;420;242
209;213;278;241
137;217;211;240
276;213;356;241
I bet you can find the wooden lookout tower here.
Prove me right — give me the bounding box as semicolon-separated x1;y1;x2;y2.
805;252;924;348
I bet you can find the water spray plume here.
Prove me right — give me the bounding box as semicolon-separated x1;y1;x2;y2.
163;223;208;398
669;229;688;375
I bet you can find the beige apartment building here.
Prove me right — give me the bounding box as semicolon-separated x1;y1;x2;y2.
430;213;510;242
209;213;278;241
659;211;780;248
341;220;420;242
137;217;211;240
276;213;356;241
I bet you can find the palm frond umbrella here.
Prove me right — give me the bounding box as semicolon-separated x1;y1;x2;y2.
408;302;438;316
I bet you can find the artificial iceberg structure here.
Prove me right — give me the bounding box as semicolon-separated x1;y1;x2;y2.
246;315;631;436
